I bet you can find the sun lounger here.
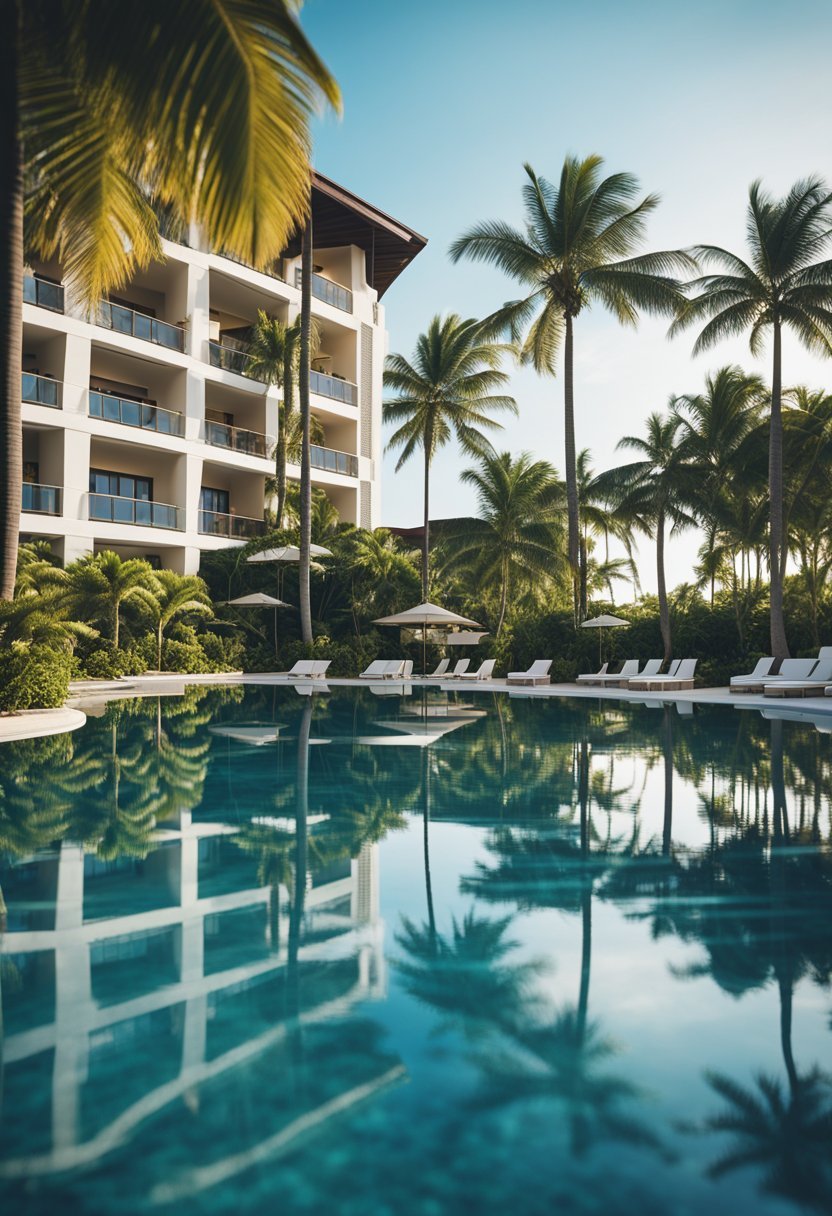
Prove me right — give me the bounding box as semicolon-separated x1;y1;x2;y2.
359;660;392;679
458;658;497;681
402;660;413;679
729;657;776;690
576;662;609;684
424;658;451;680
628;659;698;691
507;660;552;686
732;657;816;695
577;659;641;686
443;659;471;679
272;660;330;680
763;658;832;697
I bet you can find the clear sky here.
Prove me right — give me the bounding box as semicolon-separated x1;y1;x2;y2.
303;0;832;591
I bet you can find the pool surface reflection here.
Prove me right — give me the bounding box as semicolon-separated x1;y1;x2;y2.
1;687;831;1214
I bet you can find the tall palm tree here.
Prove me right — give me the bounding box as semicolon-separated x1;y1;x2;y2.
670;177;832;659
439;450;564;634
2;2;340;599
298;213;314;644
67;550;157;650
148;570;212;670
247;311;302;529
383;314;517;598
577;449;639;615
449;156;693;612
593;413;695;662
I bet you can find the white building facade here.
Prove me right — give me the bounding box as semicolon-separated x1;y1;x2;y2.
19;174;426;573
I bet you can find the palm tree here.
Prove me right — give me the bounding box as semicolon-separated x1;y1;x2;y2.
383;314;517;598
247;311;302;529
439;450;564;634
2;3;340;599
593;413;695;662
67;551;157;650
670;177;832;659
576;449;639;615
298;212;314;644
449;156;693;611
345;529;420;625
148;570;212;670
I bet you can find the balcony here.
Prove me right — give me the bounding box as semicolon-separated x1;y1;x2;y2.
310;444;358;477
97;301;185;352
295;268;352;314
198;510;265;540
22;372;62;409
89;391;185;437
208;339;260;380
310;369;358;406
88;494;183;530
23;274;64;313
22;483;62;515
205;420;269;458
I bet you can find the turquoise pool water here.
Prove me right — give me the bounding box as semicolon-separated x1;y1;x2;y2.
1;686;831;1215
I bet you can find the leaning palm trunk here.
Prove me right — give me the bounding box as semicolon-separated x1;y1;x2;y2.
656;509;672;662
0;2;23;601
768;324;790;659
564;316;581;619
298;213;313;645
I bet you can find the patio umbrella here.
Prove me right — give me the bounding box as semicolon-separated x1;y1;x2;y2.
581;613;629;664
246;544;332;600
221;591;290;653
374;601;483;674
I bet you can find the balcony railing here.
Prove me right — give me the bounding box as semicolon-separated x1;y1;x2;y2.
22;372;62;409
198;510;266;539
88;494;183;530
97;301;186;352
205;419;269;457
310;369;358;406
89;390;185;437
208;339;260;380
295;268;352;313
23;274;64;313
22;483;62;515
310;444;358;477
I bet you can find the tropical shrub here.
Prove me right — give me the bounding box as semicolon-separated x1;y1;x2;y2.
0;644;73;712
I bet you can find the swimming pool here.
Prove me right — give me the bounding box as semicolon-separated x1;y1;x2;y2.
1;686;830;1214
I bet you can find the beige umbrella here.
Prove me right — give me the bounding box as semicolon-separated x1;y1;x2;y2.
581;612;629;664
247;544;332;563
374;601;483;674
221;591;291;653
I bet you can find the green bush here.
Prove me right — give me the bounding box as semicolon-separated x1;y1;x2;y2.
0;643;72;712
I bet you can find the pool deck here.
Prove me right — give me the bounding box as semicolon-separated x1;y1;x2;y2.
3;673;831;744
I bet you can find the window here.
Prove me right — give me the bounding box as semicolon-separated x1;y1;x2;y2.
200;486;229;514
90;469;153;500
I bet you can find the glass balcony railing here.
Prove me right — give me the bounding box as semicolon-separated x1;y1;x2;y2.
22;483;62;515
310;369;358;406
295;268;353;313
88;494;183;530
23;274;64;313
21;372;62;409
208;339;260;380
97;301;185;352
205;420;269;458
89;391;185;437
198;511;266;539
310;444;358;477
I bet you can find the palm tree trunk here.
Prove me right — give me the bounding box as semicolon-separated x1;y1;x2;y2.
421;429;431;600
113;599;120;650
656;509;672;663
0;3;23;601
298;212;313;645
563;314;580;616
497;556;508;634
769;321;790;660
156;622;163;671
276;341;294;529
579;530;588;619
577;739;591;1041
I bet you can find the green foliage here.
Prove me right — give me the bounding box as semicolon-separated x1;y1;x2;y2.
0;644;72;712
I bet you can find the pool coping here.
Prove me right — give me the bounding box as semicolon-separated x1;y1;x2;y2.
0;707;87;743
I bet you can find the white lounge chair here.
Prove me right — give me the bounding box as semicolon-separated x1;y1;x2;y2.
575;662;609;684
729;657;776;690
425;658;450;679
577;659;643;686
458;658;497;681
273;659;330;680
507;660;552;686
733;657;816;695
629;659;698;691
443;659;471;679
402;660;413;679
763;658;832;697
359;660;391;679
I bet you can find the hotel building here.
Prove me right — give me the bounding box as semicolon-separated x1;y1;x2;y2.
19;174;426;573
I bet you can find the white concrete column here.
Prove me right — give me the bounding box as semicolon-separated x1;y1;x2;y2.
187;260;211;363
62;332;91;418
63;426;91;535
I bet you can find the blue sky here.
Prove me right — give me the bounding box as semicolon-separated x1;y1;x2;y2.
303;0;832;590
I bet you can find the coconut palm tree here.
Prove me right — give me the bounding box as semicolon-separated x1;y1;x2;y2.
247;311;302;529
383;314;517;598
449;156;693;612
148;570;212;671
577;449;639;615
67;550;157;649
670;177;832;659
2;3;340;600
439;450;565;634
593;413;695;662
